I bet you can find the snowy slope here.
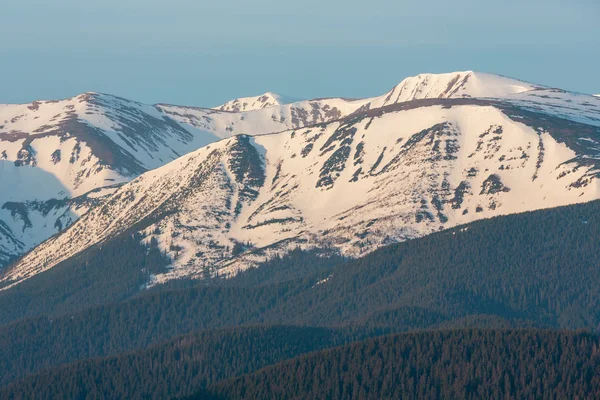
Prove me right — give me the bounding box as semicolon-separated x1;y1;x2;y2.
4;94;600;289
0;92;223;266
0;92;361;266
1;70;599;275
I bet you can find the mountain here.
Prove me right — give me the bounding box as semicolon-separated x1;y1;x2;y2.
0;90;374;266
2;71;600;289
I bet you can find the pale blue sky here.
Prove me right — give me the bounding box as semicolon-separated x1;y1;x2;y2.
1;0;598;106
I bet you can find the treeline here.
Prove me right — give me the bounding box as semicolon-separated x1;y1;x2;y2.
205;329;600;400
222;248;346;287
0;232;169;324
0;325;382;400
0;236;343;325
0;200;600;386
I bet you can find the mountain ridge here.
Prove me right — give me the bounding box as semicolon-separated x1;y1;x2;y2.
1;71;600;285
3;100;600;288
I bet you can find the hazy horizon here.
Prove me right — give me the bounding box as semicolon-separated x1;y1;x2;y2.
2;0;598;107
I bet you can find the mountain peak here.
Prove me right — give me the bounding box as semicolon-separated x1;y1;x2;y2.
214;92;294;112
378;71;539;105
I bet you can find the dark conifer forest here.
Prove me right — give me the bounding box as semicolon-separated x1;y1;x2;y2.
1;200;599;398
204;330;600;400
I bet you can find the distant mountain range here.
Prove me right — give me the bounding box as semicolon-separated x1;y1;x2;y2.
1;71;599;289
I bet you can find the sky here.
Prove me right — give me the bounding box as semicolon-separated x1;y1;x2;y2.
1;0;598;106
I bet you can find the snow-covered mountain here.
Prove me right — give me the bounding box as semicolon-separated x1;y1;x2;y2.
3;70;600;289
0;90;372;265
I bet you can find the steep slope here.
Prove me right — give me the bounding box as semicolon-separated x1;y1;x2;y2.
4;93;600;288
0;92;362;266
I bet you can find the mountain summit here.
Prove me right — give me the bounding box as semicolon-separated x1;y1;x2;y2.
214;92;296;112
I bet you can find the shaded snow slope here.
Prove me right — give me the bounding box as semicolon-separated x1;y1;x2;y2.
4;97;600;289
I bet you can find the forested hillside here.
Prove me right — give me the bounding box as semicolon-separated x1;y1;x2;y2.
205;330;600;400
0;200;599;388
0;325;382;400
0;237;342;324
